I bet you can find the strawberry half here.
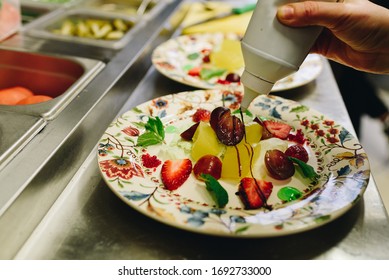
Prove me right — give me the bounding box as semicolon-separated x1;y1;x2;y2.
188;67;201;77
161;159;192;191
238;178;273;209
263;120;292;140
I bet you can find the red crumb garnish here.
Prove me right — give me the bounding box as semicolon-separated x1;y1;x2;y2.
141;154;162;168
192;108;211;122
217;79;231;85
287;129;307;144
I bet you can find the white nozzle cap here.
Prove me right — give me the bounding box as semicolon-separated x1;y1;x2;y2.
240;70;274;109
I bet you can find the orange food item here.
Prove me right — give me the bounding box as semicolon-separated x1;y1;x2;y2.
0;87;34;105
16;95;53;105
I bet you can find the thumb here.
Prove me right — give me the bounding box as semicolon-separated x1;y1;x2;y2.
277;1;348;28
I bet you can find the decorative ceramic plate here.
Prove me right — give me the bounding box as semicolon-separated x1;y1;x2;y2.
97;89;369;237
151;33;323;92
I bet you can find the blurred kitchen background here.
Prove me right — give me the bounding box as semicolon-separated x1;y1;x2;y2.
360;77;389;216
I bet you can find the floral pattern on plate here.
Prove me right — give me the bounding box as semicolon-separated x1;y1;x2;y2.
97;89;369;237
151;33;323;92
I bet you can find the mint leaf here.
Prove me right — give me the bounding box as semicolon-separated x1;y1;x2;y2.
200;68;226;80
201;174;229;208
288;157;319;180
132;121;147;128
145;116;165;138
136;116;165;147
137;132;163;147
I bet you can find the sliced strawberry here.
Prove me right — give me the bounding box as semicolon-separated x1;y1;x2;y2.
180;122;200;141
192;108;211;122
188;67;201;77
263;120;292;140
253;117;273;139
161;159;192;190
238;178;273;209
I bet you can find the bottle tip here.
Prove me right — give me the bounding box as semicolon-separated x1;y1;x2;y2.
240;70;274;109
241;86;260;109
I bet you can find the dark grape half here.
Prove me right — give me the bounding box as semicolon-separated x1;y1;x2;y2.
210;107;245;146
264;149;295;180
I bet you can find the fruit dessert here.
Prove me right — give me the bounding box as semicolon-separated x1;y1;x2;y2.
186;38;243;86
148;105;318;210
152;33;245;90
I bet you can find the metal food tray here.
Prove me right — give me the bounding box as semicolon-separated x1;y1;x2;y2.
81;0;161;19
0;47;105;120
21;0;87;11
23;8;141;49
21;4;51;24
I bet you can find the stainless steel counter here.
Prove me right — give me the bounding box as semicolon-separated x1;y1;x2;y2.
1;0;389;260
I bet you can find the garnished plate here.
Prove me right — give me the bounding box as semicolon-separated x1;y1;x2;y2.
97;89;369;237
151;33;323;92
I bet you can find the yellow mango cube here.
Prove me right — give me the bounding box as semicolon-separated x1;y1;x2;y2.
210;39;244;71
191;122;224;161
244;122;263;144
221;141;261;179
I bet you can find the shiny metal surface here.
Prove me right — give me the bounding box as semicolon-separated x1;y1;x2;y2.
21;4;51;24
0;0;184;259
0;48;104;120
83;0;159;17
21;0;86;11
0;47;104;170
15;58;389;260
0;111;46;170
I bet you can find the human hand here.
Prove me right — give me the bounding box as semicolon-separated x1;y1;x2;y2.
277;0;389;74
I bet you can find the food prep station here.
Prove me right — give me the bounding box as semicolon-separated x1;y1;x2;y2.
1;0;389;260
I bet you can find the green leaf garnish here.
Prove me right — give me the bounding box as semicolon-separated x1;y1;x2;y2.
201;174;229;208
136;116;165;147
187;53;200;60
288;157;319;180
232;108;253;117
200;68;226;80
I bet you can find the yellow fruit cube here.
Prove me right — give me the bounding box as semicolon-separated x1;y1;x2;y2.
191;122;224;161
221;141;261;179
210;39;244;71
244;122;263;144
